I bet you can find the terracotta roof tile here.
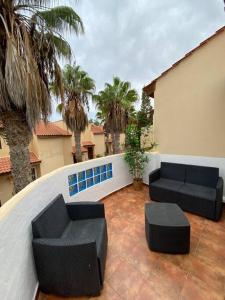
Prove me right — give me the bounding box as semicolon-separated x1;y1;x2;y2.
35;121;71;137
0;152;41;175
91;124;104;135
72;146;88;153
72;141;95;153
143;26;225;96
82;141;95;146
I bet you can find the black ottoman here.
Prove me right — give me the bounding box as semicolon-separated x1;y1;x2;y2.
145;202;190;254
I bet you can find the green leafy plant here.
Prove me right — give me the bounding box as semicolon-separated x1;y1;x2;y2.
124;125;149;180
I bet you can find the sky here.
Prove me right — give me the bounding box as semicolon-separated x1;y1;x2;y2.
51;0;225;121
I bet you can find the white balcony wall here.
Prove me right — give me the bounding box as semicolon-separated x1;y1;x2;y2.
0;154;132;300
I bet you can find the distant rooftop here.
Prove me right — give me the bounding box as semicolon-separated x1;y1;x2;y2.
91;124;104;135
0;152;41;175
82;140;95;146
72;145;88;153
35;121;71;137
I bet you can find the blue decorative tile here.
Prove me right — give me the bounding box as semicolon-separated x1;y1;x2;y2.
78;180;86;192
94;166;100;175
78;171;85;182
87;177;94;188
101;172;107;181
86;168;93;179
68;174;77;186
106;170;113;179
100;165;106;173
94;175;100;184
69;184;78;196
68;164;113;196
107;163;112;171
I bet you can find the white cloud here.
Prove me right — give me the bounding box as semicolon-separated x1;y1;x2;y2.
51;0;224;121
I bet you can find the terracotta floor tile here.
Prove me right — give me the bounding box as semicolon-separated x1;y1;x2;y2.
153;258;188;299
91;282;121;300
124;243;159;278
39;186;225;300
180;274;224;300
105;255;124;280
135;280;163;300
108;259;146;299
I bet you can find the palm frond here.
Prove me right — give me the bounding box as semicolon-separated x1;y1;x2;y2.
56;102;64;113
93;76;138;134
52;34;72;59
37;6;84;34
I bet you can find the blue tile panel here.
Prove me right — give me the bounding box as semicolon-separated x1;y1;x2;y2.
68;163;113;196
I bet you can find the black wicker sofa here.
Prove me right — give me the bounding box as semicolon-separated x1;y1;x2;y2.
32;194;108;297
149;162;223;221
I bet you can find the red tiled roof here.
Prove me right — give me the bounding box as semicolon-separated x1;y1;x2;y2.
72;141;95;153
72;145;88;153
0;152;41;175
143;26;225;96
91;124;104;135
35;121;72;137
82;141;95;146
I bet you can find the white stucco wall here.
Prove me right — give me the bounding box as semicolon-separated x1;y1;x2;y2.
0;154;132;300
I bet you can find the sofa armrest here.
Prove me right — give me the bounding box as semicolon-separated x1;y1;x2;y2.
215;177;224;221
66;202;105;220
32;238;101;296
149;168;160;184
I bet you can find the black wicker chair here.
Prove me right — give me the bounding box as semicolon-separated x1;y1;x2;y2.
32;194;107;297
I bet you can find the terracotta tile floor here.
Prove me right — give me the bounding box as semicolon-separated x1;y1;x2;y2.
39;185;225;300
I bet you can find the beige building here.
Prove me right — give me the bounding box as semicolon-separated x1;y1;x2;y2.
144;26;225;158
54;120;126;160
0;120;125;205
0;121;73;205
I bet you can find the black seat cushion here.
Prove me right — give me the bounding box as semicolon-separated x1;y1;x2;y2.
32;194;70;238
161;162;186;182
186;165;219;188
61;218;105;253
180;183;216;201
151;178;184;191
145;202;189;227
150;178;184;204
61;218;107;285
179;183;216;219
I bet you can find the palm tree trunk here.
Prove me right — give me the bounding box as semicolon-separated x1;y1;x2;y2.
74;130;82;162
111;131;116;154
104;132;109;155
1;112;32;193
114;131;120;154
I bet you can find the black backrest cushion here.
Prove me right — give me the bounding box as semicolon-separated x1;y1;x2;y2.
161;162;186;182
186;165;219;188
32;194;70;238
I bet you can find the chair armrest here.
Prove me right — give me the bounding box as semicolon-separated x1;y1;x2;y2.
66;202;105;220
32;238;101;296
149;168;160;184
215;177;224;221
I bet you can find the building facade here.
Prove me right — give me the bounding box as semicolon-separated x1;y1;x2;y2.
144;26;225;158
0;122;72;205
0;120;125;205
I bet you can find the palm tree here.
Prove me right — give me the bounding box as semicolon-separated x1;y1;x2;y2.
55;64;95;162
93;77;138;154
0;1;84;193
